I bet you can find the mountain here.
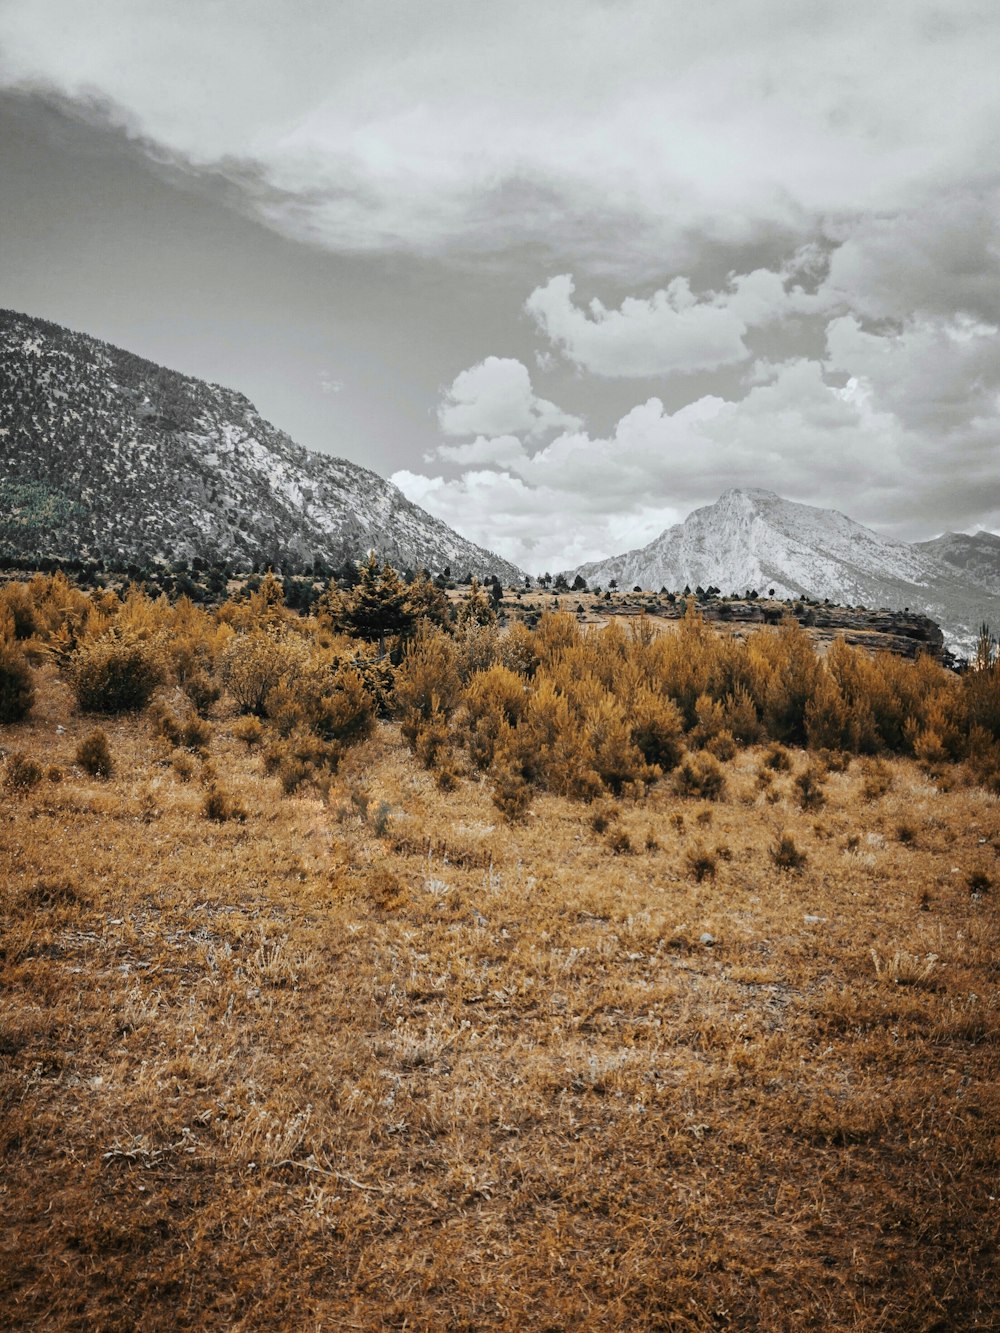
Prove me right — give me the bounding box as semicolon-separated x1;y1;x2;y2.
914;531;1000;598
0;309;522;582
565;488;1000;656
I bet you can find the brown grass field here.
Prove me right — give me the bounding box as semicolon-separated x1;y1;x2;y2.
2;657;999;1331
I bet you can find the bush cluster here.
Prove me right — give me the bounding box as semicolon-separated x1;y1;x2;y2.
4;571;1000;816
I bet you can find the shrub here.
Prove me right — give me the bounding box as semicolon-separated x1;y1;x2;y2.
860;758;893;801
412;714;452;770
0;583;38;640
762;742;792;772
794;765;827;811
462;663;527;770
771;833;807;871
4;751;43;793
268;663;375;747
965;727;1000;792
587;695;653;795
630;690;685;772
590;804;617;835
607;828;634;855
395;627;462;742
220;630;306;716
76;729;113;779
70;633;164;713
722;686;761;744
706;729;737;762
151;700;212;754
232;715;265;748
182;669;221;717
691;693;727;749
491;760;533;822
264;729;343;796
0;638;34;724
685;844;717;881
673;753;727;801
203;783;247;822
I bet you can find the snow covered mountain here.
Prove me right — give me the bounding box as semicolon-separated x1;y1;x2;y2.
0;309;522;582
566;489;999;656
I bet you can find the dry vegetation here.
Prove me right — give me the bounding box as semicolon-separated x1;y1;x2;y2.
2;571;999;1330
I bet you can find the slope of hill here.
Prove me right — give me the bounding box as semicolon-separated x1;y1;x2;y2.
566;489;999;656
0;309;522;582
915;531;1000;597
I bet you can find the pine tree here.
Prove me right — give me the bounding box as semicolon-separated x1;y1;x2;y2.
320;553;415;649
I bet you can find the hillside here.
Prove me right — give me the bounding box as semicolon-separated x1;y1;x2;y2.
566;489;999;657
915;530;1000;597
0;309;523;582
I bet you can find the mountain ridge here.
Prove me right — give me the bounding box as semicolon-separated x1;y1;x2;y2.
565;488;1000;656
0;308;523;582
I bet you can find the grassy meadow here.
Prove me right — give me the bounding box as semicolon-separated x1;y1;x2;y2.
1;570;998;1330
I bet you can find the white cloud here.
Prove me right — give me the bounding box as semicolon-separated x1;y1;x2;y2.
392;465;685;574
436;434;528;468
525;269;823;377
400;327;1000;569
2;2;999;262
437;357;580;439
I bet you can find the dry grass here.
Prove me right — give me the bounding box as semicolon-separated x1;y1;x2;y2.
1;669;999;1330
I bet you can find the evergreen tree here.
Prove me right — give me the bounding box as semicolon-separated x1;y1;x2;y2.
320;553;415;648
457;577;496;627
406;569;452;628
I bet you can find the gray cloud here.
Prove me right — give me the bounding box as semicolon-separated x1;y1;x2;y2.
3;2;999;267
4;1;999;562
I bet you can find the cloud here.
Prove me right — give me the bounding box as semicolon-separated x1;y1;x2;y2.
2;2;999;263
436;434;528;468
437;357;580;439
392;465;685;575
525;268;823;377
821;186;1000;324
825;312;1000;433
399;325;1000;570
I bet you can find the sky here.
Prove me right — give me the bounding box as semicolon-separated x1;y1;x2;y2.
1;0;999;574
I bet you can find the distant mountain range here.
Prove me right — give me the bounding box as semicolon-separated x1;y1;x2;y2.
3;310;997;656
0;309;522;582
566;488;1000;656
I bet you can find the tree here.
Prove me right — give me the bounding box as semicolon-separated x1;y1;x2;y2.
572;574;588;592
457;577;496;627
320;553;414;649
406;569;451;628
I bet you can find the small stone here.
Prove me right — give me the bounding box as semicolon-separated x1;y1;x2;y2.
803;914;827;925
699;932;716;947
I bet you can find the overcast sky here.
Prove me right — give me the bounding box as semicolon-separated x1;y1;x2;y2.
1;0;999;573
